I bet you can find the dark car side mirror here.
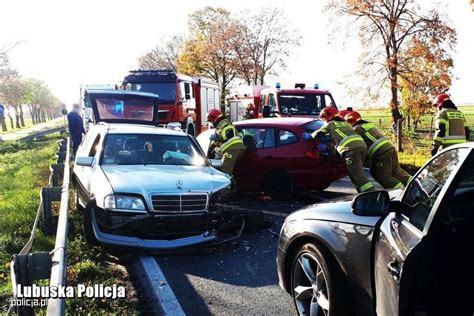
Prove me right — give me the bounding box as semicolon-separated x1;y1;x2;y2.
352;190;390;217
76;156;94;167
262;106;271;118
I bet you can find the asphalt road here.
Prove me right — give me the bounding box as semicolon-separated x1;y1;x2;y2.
153;173;382;316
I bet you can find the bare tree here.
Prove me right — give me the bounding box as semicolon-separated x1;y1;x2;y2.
327;0;456;123
236;7;300;85
138;34;185;71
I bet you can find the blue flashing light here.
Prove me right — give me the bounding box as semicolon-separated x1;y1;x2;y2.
115;100;124;113
276;82;281;89
314;83;320;89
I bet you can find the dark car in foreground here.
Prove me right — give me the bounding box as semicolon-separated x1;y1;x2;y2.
197;117;346;200
277;144;474;315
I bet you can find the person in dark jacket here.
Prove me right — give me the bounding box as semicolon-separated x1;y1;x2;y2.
67;103;85;156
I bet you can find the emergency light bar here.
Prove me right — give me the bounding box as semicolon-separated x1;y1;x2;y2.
276;82;281;89
314;83;320;89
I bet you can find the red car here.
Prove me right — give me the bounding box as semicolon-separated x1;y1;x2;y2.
197;117;346;200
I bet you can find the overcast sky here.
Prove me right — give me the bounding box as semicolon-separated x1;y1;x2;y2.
1;0;473;107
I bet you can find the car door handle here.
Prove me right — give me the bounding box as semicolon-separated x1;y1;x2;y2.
387;259;401;281
264;155;272;160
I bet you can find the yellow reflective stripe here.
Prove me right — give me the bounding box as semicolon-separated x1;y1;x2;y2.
335;128;347;138
220;124;237;141
393;182;404;189
368;137;389;157
442;139;466;144
361;123;375;131
220;137;243;153
359;182;374;192
365;132;377;142
447;112;464;120
437;119;447;123
339;135;364;149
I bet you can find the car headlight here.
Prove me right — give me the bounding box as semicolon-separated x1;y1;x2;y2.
209;188;230;212
104;195;146;211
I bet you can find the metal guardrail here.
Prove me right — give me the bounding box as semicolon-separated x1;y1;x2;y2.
8;137;70;316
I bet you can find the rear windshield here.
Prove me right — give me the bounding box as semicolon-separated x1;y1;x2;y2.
302;120;324;132
96;98;155;122
101;134;207;166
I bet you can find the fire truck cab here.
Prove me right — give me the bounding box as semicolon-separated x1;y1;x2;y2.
258;83;337;118
122;70;219;135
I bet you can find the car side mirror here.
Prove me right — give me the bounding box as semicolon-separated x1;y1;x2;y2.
352;190;390;217
262;106;271;118
209;159;222;168
76;156;94;167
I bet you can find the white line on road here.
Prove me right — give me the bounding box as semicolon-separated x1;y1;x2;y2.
135;256;185;316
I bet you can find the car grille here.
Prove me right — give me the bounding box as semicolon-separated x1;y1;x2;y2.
150;194;208;213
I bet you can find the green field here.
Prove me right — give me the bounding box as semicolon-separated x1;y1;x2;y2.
0;136;59;309
357;105;474;130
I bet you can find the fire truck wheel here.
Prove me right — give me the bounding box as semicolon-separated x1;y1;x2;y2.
263;171;295;201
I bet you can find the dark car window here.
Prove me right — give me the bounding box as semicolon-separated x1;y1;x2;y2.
88;135;101;157
302;120;324;133
129;82;176;104
240;127;275;149
402;148;470;231
101;134;207;166
279;93;325;115
278;129;298;146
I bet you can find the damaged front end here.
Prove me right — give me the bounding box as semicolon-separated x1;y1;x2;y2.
90;190;249;251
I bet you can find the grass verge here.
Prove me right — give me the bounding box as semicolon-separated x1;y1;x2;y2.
0;135;60;311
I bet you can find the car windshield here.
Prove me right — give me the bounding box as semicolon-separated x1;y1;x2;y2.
95;98;155;122
129;83;176;104
101;134;207;166
279;93;326;115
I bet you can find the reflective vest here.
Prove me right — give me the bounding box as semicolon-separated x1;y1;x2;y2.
216;118;244;153
354;121;393;159
313;120;366;155
434;108;467;147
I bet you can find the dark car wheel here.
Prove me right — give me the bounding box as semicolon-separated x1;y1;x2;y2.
263;171;294;201
291;243;349;316
83;203;99;246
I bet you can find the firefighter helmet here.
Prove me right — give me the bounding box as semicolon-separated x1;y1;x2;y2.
432;93;450;108
206;109;223;124
345;111;362;126
319;107;339;121
339;109;352;119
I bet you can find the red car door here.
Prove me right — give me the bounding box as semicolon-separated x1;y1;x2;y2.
235;126;278;192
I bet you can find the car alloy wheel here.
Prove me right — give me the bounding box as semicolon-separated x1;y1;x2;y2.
292;252;330;316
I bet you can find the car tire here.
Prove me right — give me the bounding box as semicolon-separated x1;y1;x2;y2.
263;171;294;201
290;243;351;316
83;203;99;246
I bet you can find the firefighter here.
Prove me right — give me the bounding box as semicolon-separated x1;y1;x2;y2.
206;109;245;176
243;103;256;120
345;111;410;189
303;107;375;193
431;93;470;156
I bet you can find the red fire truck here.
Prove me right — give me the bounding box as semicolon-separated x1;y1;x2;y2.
258;83;337;118
121;70;220;135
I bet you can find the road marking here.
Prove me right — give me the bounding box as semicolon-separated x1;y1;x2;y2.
135;256;185;316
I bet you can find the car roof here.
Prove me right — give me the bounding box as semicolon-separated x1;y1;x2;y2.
234;117;320;127
278;88;331;94
96;123;187;136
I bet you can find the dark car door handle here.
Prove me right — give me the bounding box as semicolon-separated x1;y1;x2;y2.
264;155;272;160
387;259;401;280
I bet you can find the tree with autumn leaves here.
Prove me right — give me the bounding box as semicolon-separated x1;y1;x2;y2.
138;7;300;111
327;0;456;124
